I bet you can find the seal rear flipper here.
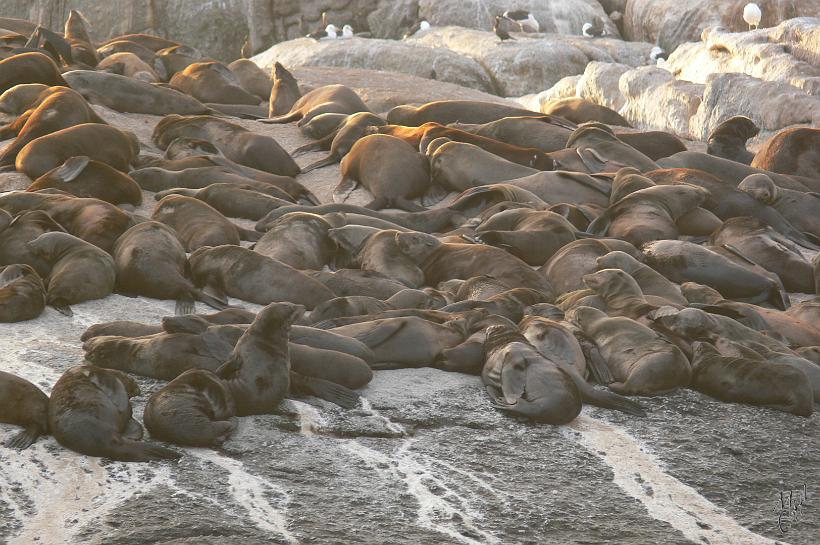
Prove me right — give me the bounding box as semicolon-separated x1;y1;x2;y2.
582;387;647;417
4;426;41;449
52;156;91;182
332;178;358;203
290;372;360;409
175;292;196;316
301;153;339;173
422;185;449;207
583;343;614;385
586;212;611;237
49;298;74;317
353;321;407;349
260;111;301;124
107;438;182;462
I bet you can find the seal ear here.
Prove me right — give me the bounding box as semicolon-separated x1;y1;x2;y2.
53;156;91;182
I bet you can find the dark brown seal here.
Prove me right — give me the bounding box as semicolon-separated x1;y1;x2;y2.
386;100;540;126
28;157;142;206
170;61;262;105
0;263;46;322
0;370;49;449
0;52;66;94
751;127;820;179
265;84;369;124
706;116;758;164
541;97;631;127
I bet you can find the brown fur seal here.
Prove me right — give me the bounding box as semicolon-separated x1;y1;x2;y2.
540;239;641;296
308;269;408;299
595;251;687;305
28;157;142;206
487;171;611;208
267;62;302;116
710;216;814;293
152;194;260;250
155;44;206;78
228;58;272;101
64;10;98;66
144;369;237;447
113;221;227;315
97;52;160;82
188;245;335;309
568;305;691;395
582;268;678;320
26;231;116;315
565;126;658;172
706;116;758;164
170;61;262;105
152;114;300;177
254;212;335;270
751;127;820;179
0;87;106;167
0;192;132;252
0;52;66;94
216;302;301;416
298;112;348;140
15;123;139;179
542;98;631;127
429;140;538;191
394;231;555;297
737;173;820;240
0;263;46;322
451;115;575;153
331;227;424;288
335;134;431;211
154;184;294;221
265;84;369;124
62;70;213;115
48;365;181;461
0;83;48;114
0;370;49;448
0;209;65;276
297;112;387;173
387;100;540;126
308;296;391;325
642;240;789;310
99;33;179;52
690;342;812;417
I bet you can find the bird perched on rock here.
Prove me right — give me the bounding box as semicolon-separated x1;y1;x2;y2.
582;16;606;38
404;18;430;39
307;24;338;40
494;16;515;42
743;3;762;30
341;24;354;38
650;46;668;62
503;10;540;32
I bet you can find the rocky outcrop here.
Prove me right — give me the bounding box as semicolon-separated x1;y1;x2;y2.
252;36;495;94
666;18;820;96
623;0;820;54
576;61;631;111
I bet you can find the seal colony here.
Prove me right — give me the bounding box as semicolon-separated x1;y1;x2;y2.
0;9;818;472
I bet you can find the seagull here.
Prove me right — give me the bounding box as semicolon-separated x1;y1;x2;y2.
494;16;515;42
341;24;354;38
503;10;540;32
650;46;668;62
743;3;762;30
404;18;430;39
307;24;338;41
582;16;606;38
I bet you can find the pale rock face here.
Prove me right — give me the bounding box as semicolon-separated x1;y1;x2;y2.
576;61;631;111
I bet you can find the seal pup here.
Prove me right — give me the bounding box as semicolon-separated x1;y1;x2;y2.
228;58;273;101
216;302;301;416
335;134;431;211
568;306;691;395
0;264;46;322
26;231;116;315
97;51;160;82
0;370;49;448
541;239;641;297
48;365;181;461
144;369;238;447
706;116;758;164
737;173;820;240
254;212;335;270
690;341;811;416
596;251;687;305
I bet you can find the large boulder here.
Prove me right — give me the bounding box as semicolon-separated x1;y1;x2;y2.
252;36;495;94
408;26;653;97
666;19;820;95
623;0;820;54
576;61;631;111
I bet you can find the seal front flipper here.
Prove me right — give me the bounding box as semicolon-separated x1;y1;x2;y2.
580;339;614;385
175;291;195;316
301;153;339;173
51;156;91;182
352;320;407;349
290;372;360;409
582;386;647;417
107;438;182;462
123;418;144;440
49;297;74;317
5;426;42;449
333;177;358;203
193;288;229;311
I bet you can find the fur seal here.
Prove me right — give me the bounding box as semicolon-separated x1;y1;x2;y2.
113;221;227;315
153;114;300;177
0;209;65;276
642;240;789;310
706;116;758;164
188;245;335;309
0;52;66;94
297;112;387;172
595;251;687;305
308;296;391;325
541;98;631;127
63;9;98;66
540;239;641;297
308;269;408;299
97;52;160;82
387;100;540;126
152;194;260;250
154;184;294;221
298;112;348;140
26;231;116;315
170;61;262;105
267;62;301;116
0;263;46;322
62;70;212;115
28;157;142;206
0;370;49;448
216;302;301;416
15;123;139;179
751;127;820;179
394;231;555;296
0;83;48;114
331;227;424;288
335;134;431;211
265;84;369;124
0;87;106;167
451;115;575;153
254;212;335;270
690;342;812;417
569;306;691;395
428;140;538;191
228;58;272;101
143;369;238;447
737;173;820;240
48;365;181;461
565;126;658;172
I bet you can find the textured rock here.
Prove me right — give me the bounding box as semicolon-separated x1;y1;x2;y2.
408;26;654;97
252;36;495;94
577;61;631;111
623;0;820;54
666;18;820;95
